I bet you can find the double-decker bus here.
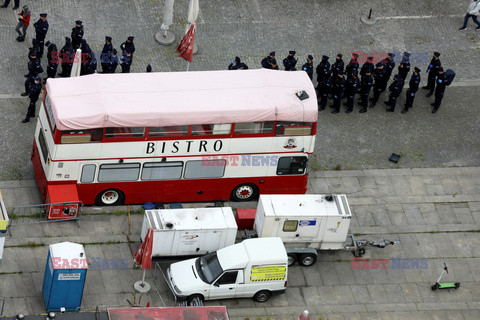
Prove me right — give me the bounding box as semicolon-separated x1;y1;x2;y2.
32;69;317;205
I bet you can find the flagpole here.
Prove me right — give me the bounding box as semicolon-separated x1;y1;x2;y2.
142;268;146;285
186;61;190;72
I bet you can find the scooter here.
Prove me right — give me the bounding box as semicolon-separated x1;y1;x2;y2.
431;263;460;291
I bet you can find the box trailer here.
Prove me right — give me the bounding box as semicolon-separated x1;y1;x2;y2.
141;207;237;257
253;194;360;266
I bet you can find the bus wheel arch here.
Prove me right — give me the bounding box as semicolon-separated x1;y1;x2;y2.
231;183;259;202
95;188;125;206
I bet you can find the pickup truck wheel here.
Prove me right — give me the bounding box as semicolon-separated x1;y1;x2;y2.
187;294;204;305
287;253;296;266
298;253;317;266
253;290;271;302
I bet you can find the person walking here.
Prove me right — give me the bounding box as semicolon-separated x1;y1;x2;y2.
317;70;332;111
385;74;404;112
331;71;345;114
261;52;275;69
283;51;297;71
459;0;480;30
315;55;330;87
401;67;421;114
44;41;58;83
431;67;447;114
33;13;48;58
15;5;30;42
359;69;374;113
1;0;19;10
22;77;42;123
228;56;248;70
58;37;74;77
422;52;441;96
302;55;314;80
71;20;84;50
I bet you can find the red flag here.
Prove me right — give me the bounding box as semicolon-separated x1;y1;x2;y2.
177;22;196;62
134;227;154;270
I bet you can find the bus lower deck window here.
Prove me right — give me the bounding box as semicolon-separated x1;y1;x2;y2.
275;122;313;136
276;156;307;175
98;163;141;182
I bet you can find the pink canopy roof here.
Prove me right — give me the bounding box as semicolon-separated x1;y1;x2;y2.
46;69;318;131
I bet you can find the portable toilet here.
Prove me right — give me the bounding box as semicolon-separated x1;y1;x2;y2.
42;242;88;311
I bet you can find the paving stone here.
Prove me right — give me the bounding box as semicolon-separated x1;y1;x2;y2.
415;234;438;258
309;178;330;194
402;203;425;225
285;286;306;307
317;285;338;305
449;233;474;258
366;284;389;304
341;177;361;194
435;203;458;225
462;310;480;320
302;263;324;287
326;177;346;194
317;261;341;286
400;283;422;303
287;265;306;287
373;177;396;197
333;261;357;285
419;203;442;225
453;207;474;224
426;184;446;196
370;205;392;226
301;286;320;306
353;205;376;227
333;285;355;305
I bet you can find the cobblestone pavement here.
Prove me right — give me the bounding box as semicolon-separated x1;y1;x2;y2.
1;167;480;319
0;0;480;180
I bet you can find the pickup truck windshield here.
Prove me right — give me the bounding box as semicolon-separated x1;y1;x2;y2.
195;252;223;284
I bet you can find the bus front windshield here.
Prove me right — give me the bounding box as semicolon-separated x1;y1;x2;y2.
195;252;223;284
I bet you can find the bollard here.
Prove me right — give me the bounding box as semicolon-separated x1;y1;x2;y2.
16;314;25;320
299;310;310;320
361;8;377;25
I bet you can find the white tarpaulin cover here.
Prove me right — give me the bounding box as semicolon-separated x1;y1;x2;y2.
46;69;318;131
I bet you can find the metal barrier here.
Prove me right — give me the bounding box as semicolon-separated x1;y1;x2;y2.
8;201;83;234
0;297;4;317
152;262;168;307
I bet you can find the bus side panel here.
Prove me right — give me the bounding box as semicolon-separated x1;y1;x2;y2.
32;142;48;202
78;175;308;205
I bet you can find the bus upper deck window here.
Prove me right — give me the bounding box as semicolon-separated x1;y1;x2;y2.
149;126;188;137
105;127;145;138
192;124;231;135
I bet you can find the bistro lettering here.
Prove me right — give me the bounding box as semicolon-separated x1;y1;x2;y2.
146;140;223;154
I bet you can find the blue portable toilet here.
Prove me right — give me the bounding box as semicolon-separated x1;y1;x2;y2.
42;242;88;311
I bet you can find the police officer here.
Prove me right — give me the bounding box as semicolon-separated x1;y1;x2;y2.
331;54;344;78
283;51;297;71
359;68;374;113
101;36;113;73
369;62;386;108
228;56;248;70
302;55;314;80
44;41;58;83
385;74;404;112
343;70;359;113
120;51;132;73
33;13;48;58
146;65;152;72
331;71;345;114
71;20;84;50
22;77;42;123
120;36;136;55
315;55;330;86
381;53;395;92
58;37;74;77
110;49;119;73
401;67;421;114
80;39;93;75
87;51;97;75
398;52;410;80
317;69;332;111
360;56;374;80
261;52;275;69
21;52;43;96
345;53;359;80
423;52;442;97
431;67;446;114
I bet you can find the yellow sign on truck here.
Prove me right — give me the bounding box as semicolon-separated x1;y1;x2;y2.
0;190;9;269
250;265;286;282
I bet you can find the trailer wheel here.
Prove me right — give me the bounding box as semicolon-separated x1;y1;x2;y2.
253;290;271;302
187;294;204;305
95;189;125;206
231;183;259;202
298;253;317;266
287;254;296;266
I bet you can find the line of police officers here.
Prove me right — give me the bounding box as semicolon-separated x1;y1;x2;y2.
256;51;447;115
21;16;136;123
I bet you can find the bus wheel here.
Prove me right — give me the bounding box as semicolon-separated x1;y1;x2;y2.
95;189;125;206
231;183;259;202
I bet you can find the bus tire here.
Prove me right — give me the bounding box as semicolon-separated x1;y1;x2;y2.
231;183;259;202
253;290;271;303
298;253;317;267
95;189;125;206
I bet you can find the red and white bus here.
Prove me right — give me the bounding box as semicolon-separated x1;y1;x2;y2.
32;69;317;205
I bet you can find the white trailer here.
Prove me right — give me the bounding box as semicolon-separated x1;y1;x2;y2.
253;194;360;266
141;207;237;257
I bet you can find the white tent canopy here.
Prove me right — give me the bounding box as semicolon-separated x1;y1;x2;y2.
46;69;318;131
